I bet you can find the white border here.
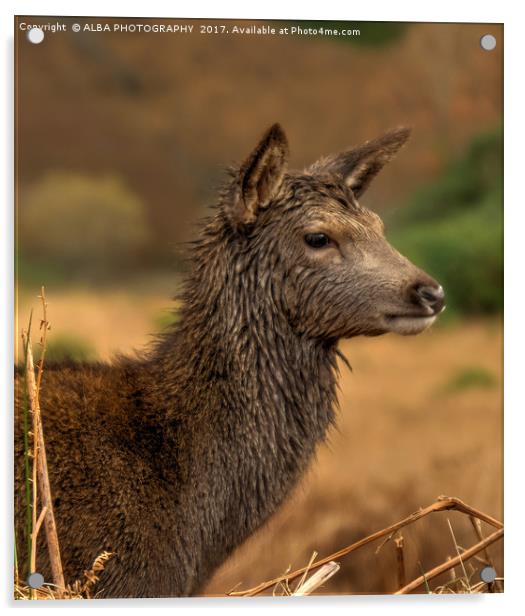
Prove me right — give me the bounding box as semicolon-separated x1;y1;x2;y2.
2;2;523;615
0;0;510;21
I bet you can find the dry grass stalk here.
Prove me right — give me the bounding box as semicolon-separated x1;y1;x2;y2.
394;527;503;594
67;551;116;599
469;514;502;592
22;331;41;601
271;565;293;596
262;552;340;597
32;506;48;548
433;558;487;595
294;551;318;593
292;562;340;596
22;288;65;593
269;553;318;596
434;571;476;594
446;518;470;591
15;551;115;600
394;535;406;590
29;390;38;599
227;495;503;597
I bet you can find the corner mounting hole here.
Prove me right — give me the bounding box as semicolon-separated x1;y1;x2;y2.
27;27;45;44
480;566;497;584
480;34;496;51
27;571;45;589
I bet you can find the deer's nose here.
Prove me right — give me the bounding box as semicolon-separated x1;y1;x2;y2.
411;284;445;314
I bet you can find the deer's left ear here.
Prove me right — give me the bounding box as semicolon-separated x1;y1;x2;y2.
309;127;411;198
228;123;289;232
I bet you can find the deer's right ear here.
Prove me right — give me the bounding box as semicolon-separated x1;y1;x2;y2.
308;127;411;198
227;124;289;231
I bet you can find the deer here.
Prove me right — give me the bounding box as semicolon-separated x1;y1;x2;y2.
15;124;445;598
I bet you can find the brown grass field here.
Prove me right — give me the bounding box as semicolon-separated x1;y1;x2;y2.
17;287;503;595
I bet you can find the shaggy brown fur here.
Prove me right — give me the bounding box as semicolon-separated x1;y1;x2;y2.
14;124;445;598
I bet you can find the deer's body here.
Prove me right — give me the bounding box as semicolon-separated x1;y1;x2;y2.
15;125;445;597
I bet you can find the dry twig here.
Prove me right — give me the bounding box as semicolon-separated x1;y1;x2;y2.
227;495;503;597
395;528;503;594
23;288;65;593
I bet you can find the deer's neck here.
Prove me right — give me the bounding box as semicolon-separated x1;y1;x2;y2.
146;231;339;588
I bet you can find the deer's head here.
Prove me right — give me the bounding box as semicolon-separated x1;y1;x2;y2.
222;124;445;339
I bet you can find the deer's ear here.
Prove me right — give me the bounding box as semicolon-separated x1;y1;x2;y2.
310;127;411;198
228;123;289;231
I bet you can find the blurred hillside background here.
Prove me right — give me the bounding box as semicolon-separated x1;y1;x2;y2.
15;19;503;594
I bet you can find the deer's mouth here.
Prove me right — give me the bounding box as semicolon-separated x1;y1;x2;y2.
382;313;438;336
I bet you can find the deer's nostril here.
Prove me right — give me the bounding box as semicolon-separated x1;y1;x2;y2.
413;284;445;313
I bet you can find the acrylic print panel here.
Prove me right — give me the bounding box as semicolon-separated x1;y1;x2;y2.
14;16;503;599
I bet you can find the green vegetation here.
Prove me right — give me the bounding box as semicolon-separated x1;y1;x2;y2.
443;366;498;393
34;334;97;363
21;314;33;572
153;309;179;332
18;172;151;283
16;256;76;289
388;129;503;316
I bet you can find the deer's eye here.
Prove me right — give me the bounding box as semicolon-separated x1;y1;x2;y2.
304;233;331;249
